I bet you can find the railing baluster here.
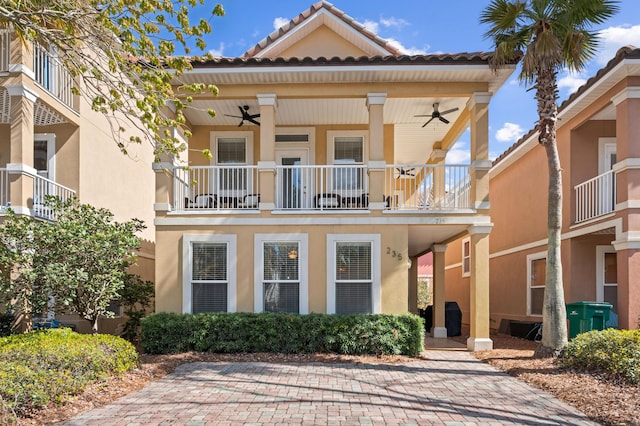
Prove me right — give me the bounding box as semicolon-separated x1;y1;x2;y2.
574;169;616;223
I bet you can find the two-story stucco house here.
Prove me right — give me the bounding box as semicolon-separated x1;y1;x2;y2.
153;1;516;350
444;46;640;334
0;28;156;333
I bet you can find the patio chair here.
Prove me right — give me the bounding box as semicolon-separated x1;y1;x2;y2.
238;194;260;209
315;193;341;209
184;194;217;209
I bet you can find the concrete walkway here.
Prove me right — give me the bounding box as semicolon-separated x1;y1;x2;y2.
61;340;596;426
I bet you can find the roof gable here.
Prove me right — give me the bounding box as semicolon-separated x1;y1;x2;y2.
243;1;399;59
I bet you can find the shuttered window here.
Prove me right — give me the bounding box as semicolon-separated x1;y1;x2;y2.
191;242;228;313
263;242;300;313
217;138;246;164
335;241;372;314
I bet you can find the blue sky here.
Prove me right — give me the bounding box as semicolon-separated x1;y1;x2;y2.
198;0;640;161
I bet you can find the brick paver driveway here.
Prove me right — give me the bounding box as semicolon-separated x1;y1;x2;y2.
62;345;595;425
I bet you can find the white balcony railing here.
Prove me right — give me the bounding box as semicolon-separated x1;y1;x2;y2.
33;44;75;110
385;164;471;210
0;168;8;211
275;164;368;210
173;165;260;212
0;29;10;72
32;174;76;220
575;169;616;223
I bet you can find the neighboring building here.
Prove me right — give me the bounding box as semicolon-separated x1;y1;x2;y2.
445;46;640;332
153;1;516;350
0;29;156;333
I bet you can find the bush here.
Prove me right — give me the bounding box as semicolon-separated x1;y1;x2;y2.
0;313;13;337
0;328;138;417
561;328;640;384
142;312;424;357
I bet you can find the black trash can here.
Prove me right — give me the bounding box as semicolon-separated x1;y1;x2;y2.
419;302;462;337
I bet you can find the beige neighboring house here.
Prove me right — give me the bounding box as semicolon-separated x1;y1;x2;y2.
444;46;640;333
154;1;516;350
0;29;156;333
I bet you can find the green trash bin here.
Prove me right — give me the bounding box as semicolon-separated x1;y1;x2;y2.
566;301;612;339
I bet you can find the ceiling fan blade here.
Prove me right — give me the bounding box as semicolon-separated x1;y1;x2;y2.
237;120;244;127
422;117;435;128
439;107;459;116
247;118;261;126
439;116;450;124
414;114;430;117
248;113;261;119
225;114;243;119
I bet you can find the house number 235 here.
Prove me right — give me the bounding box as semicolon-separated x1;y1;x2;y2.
386;247;403;261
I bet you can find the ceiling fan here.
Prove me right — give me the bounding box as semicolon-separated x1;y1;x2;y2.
395;167;416;179
415;103;459;127
224;105;260;126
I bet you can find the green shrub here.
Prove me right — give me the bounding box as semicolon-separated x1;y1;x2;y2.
0;313;13;337
561;328;640;384
0;328;138;417
141;312;424;356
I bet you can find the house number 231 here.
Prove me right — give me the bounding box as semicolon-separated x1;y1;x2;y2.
386;247;403;261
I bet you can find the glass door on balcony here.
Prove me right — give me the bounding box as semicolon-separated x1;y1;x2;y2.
34;134;55;180
276;149;309;209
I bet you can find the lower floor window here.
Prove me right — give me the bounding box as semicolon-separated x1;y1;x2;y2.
528;254;546;316
264;282;299;313
192;282;228;314
336;282;372;314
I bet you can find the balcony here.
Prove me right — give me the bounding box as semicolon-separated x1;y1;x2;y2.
575;170;616;223
171;163;472;214
0;168;76;220
33;44;75;110
0;29;9;73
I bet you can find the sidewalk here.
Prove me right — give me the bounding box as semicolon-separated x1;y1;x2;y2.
61;341;596;425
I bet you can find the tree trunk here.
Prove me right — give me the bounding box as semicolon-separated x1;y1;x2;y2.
91;317;99;334
535;68;568;357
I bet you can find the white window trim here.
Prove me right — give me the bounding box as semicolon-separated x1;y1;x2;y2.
254;233;309;314
275;127;316;164
327;130;368;164
595;245;616;303
182;234;237;314
34;133;56;181
326;234;381;314
598;137;616;174
526;251;546;317
461;237;471;278
210;131;254;165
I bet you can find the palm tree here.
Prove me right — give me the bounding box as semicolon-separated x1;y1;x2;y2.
481;0;619;356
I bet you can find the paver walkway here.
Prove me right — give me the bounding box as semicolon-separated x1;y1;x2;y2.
62;341;596;426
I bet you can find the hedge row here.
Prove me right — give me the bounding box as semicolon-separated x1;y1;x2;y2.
562;328;640;384
141;312;424;356
0;328;138;416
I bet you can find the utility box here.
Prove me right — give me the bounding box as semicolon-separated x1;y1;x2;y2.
566;301;612;339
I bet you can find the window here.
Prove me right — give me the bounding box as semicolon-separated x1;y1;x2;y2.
462;237;470;277
211;131;254;191
255;234;308;314
328;131;367;193
182;235;236;314
327;234;380;314
527;252;546;316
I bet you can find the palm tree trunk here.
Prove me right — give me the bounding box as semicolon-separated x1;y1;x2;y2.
535;68;568;357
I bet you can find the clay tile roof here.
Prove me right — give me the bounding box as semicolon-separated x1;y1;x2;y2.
492;45;640;167
242;1;401;58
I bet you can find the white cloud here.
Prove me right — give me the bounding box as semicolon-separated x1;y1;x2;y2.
273;17;289;30
597;24;640;64
362;19;379;34
380;16;409;30
557;70;587;94
446;141;471;165
208;42;225;57
495;122;525;144
385;38;427;55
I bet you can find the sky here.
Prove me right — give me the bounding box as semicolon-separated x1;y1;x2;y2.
196;0;640;162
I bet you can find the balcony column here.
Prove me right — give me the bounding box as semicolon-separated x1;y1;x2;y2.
367;93;386;210
257;94;277;210
429;149;447;207
467;225;493;351
152;147;178;214
468;93;492;213
611;86;640;329
6;84;37;214
431;244;447;338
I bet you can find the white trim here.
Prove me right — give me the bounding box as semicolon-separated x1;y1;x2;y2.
156;215;493;226
461;237;470;278
6;163;38;176
467;337;493;351
254;233;309;314
432;327;447;338
474;201;491;210
4;83;39;102
256;93;277;106
468;225;493;235
182;234;237;314
432;244;447;253
367;160;386;170
153;203;171;212
34;133;56;181
470;160;492;172
8;64;36;80
366;92;387;107
526;251;546;317
595;245;616;303
466;92;492;110
611;86;640;106
616;200;640;210
445;262;462;271
210;130;254;165
151;162;174;172
326;233;381;314
429;149;448;162
598;137;616;175
612;157;640;172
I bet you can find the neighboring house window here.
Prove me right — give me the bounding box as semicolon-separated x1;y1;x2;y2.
182;234;237;314
527;252;546;316
254;234;308;314
462;237;470;277
211;131;254;191
327;234;381;314
328;131;367;193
